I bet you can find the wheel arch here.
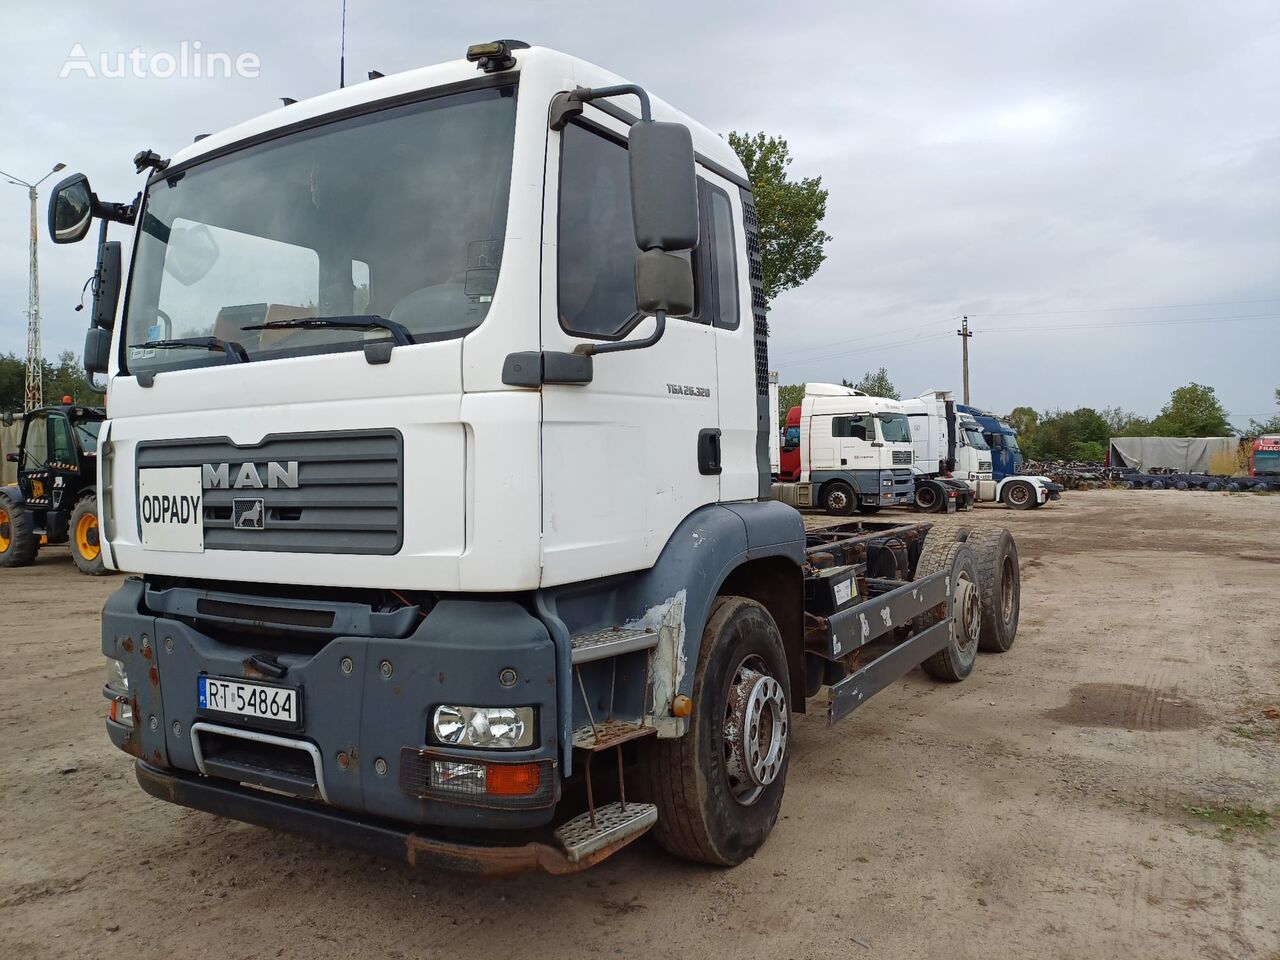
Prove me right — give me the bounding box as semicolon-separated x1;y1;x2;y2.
715;555;806;712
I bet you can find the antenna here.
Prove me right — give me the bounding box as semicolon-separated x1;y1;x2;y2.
339;0;347;89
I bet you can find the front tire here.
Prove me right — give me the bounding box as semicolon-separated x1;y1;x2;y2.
0;492;38;568
638;597;791;866
1002;480;1035;509
70;497;107;575
821;481;857;516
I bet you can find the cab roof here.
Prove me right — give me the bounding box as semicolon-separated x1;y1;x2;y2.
166;45;747;183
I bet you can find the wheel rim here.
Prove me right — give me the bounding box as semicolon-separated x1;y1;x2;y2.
827;489;849;511
1000;554;1016;625
75;511;101;561
955;574;981;652
723;655;788;806
0;507;10;552
1009;484;1029;505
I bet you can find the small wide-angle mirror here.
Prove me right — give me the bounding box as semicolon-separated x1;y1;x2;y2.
48;173;95;244
628;121;698;252
164;222;220;286
84;327;112;377
634;248;694;318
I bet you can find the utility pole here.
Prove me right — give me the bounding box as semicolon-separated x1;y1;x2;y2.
2;162;66;411
957;315;973;405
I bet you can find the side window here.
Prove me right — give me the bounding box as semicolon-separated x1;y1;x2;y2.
22;414;48;467
49;416;76;463
558;123;641;339
707;188;739;329
832;414;873;441
783;426;800;450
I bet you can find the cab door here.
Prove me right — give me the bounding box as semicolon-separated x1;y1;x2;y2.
538;109;719;588
17;413;51;516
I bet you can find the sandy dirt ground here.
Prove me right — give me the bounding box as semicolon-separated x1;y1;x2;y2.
1;490;1278;959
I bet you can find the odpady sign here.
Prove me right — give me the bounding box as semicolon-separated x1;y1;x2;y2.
139;493;201;524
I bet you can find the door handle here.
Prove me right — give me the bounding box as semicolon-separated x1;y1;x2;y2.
698;428;722;476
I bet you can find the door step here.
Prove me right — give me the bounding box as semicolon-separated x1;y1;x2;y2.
570;626;658;664
572;718;657;751
554;801;658;863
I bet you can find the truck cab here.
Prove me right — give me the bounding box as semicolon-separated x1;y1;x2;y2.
956;404;1023;481
771;384;915;515
1250;435;1280;478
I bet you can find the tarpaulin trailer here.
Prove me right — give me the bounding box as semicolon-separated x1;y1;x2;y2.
1108;437;1239;474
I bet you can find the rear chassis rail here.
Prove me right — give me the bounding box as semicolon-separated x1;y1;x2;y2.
799;519;955;724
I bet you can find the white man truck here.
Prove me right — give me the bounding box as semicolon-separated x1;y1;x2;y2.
53;41;1023;874
771;383;916;515
905;390;1061;510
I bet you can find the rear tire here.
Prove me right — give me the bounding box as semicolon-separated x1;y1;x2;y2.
821;481;857;517
1149;479;1165;490
915;483;942;513
70;497;107;575
638;597;791;866
914;539;981;681
0;492;38;568
963;527;1020;653
1002;480;1036;510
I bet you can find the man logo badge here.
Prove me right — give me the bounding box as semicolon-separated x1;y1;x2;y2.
233;498;266;530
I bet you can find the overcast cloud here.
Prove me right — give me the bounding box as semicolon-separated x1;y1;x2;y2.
1;1;1277;426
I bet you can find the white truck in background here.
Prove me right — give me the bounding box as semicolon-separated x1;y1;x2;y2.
905;390;1062;510
771;383;915;515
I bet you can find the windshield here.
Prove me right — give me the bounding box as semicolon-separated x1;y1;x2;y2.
961;423;989;450
74;419;101;453
123;84;517;373
877;413;911;443
1255;450;1280;473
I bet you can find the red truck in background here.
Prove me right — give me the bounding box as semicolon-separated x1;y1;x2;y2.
777;406;802;482
1251;435;1280;478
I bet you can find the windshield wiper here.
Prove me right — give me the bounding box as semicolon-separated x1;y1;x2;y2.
241;315;414;346
138;337;249;363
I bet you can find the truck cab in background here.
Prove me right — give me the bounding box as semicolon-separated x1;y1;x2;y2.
956;404;1023;481
1250;435;1280;479
909;391;1060;510
771;383;915;515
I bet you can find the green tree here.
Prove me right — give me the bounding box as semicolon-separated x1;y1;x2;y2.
1026;407;1110;461
1099;405;1152;437
1007;406;1038;452
842;367;900;400
0;351;96;411
728;131;832;302
1247;388;1280;435
1149;382;1233;437
777;383;804;426
0;352;23;412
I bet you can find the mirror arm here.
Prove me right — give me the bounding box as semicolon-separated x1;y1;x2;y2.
574;311;666;357
550;83;652;130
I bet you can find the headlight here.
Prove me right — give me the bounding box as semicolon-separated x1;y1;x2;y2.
106;658;129;694
882;479;893;486
432;705;535;749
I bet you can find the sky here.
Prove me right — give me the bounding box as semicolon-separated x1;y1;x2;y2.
1;0;1277;427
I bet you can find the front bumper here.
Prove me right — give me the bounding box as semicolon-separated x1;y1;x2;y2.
134;761;640;876
104;578;562;832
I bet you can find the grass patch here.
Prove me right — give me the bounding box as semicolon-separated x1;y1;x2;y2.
1230;723;1277;742
1183;803;1275;842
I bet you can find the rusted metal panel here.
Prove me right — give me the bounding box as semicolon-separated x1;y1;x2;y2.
827;618;953;724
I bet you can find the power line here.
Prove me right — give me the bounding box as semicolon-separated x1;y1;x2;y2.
967;297;1280;319
979;312;1280;334
770;315;960;361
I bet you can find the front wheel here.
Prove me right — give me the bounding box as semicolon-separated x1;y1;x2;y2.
1002;480;1036;509
638;597;791;866
821;481;857;516
0;493;38;568
70;497;107;575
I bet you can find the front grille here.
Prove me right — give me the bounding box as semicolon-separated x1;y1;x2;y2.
979;460;993;472
892;450;913;465
136;429;402;555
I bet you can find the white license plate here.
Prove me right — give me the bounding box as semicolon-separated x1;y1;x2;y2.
138;466;204;553
198;676;300;727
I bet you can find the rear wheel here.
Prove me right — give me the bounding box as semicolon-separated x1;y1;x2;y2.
638;597;790;866
914;539;981;681
1149;479;1165;490
0;493;38;568
1002;480;1035;509
915;483;942;513
821;481;856;516
70;497;107;575
963;527;1020;653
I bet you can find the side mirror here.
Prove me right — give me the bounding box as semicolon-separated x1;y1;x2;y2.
5;452;17;463
2;412;13;426
48;173;96;244
634;249;694;318
628;121;699;253
93;241;122;330
84;326;112;377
